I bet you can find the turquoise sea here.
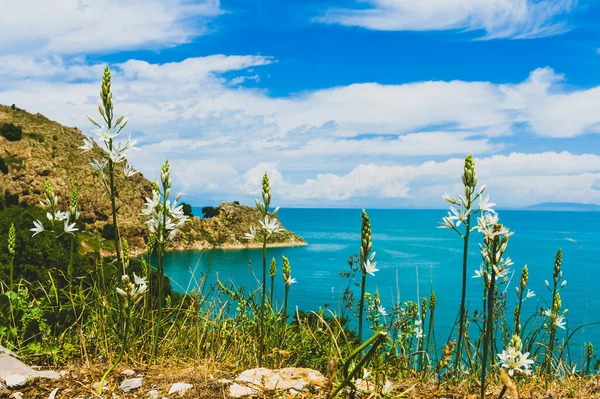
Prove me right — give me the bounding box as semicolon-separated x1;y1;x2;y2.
164;208;600;350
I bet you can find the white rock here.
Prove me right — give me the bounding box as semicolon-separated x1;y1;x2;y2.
147;389;159;399
120;369;136;376
168;382;193;396
9;392;23;399
59;370;69;378
4;374;27;388
120;377;143;392
229;382;260;398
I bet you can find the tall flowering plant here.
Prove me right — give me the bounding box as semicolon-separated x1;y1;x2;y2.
358;209;377;343
244;172;282;364
439;154;491;371
475;211;513;399
543;248;568;372
80;65;137;273
140;160;188;360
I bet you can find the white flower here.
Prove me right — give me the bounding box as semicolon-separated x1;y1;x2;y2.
362;368;372;380
473;265;485;279
92;126;119;142
498;346;534;376
450;206;469;227
30;220;44;236
116;287;127;297
364;260;379;276
244;225;257;241
123;163;138;177
561;280;567;288
63;221;79;235
285;276;297;286
555;315;566;330
378;305;387;317
259;215;282;235
525;289;535;299
90;159;107;173
478;195;496;213
442;193;458;205
79;136;94;152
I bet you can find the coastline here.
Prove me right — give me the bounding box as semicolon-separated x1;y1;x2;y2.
168;240;308;252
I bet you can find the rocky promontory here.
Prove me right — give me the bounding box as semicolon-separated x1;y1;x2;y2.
0;105;305;252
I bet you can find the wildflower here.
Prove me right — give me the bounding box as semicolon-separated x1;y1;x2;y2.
378;305;387;317
364;259;379;276
478;195;496;213
497;335;534;376
442;193;458;205
244;226;257;241
79;136;95;152
285;276;297;286
362;368;372;380
525;289;535;299
123;163;138;177
259;215;282;236
30;220;44;237
555;315;566;330
473;265;485;279
63;221;79;235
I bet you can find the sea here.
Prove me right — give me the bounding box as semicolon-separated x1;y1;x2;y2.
163;208;600;355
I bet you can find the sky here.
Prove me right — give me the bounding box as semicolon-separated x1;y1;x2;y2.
2;0;600;208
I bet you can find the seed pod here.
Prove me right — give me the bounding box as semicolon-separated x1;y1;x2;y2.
8;223;16;255
553;248;562;286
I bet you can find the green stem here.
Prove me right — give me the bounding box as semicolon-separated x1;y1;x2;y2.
454;212;471;373
98;304;130;394
68;236;75;283
480;267;496;399
358;271;367;343
8;256;14;292
270;275;275;305
259;237;267;366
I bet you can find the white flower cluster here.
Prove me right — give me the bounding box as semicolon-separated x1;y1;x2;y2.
116;273;148;300
31;183;79;237
497;335;534;377
473;211;514;285
244;173;283;241
140;161;188;244
80;117;138;180
439;191;492;232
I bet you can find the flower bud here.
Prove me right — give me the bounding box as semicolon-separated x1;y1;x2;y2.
270;257;276;278
8;223;16;255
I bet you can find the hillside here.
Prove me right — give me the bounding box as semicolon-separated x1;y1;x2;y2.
0;105;305;251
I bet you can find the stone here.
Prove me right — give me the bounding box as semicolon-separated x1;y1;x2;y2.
168;382;193;395
229;382;260;398
147;389;159;399
9;392;23;399
4;374;27;388
119;377;143;393
230;367;328;397
0;345;59;387
121;369;136;376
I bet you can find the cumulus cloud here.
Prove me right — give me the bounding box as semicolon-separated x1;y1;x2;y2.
316;0;577;39
0;0;221;55
236;152;600;207
2;55;600;206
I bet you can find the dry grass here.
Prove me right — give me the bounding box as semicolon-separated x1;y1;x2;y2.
4;361;600;399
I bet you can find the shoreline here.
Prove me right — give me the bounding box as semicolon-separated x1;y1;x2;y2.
168;240;309;252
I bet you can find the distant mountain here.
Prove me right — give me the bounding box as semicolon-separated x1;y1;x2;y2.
525;202;600;212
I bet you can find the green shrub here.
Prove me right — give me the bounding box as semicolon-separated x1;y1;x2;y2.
0;123;22;141
202;206;219;219
0;158;7;174
181;202;193;217
10;104;16;110
101;223;115;240
26;132;45;142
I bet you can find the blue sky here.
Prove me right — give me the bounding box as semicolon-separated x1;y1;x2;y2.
2;0;600;208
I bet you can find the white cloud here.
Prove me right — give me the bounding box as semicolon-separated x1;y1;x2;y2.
2;55;600;205
316;0;577;39
237;152;600;207
0;0;221;55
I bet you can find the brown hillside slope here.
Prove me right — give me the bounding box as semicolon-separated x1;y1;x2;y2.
0;105;305;250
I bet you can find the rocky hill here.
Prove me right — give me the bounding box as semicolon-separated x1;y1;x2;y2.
0;105;305;251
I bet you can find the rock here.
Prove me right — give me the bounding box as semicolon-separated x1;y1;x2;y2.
230;367;327;397
229;382;260;398
4;374;27;388
121;369;136;376
0;345;59;387
120;377;143;392
59;370;69;378
147;389;159;399
168;382;193;395
9;392;23;399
